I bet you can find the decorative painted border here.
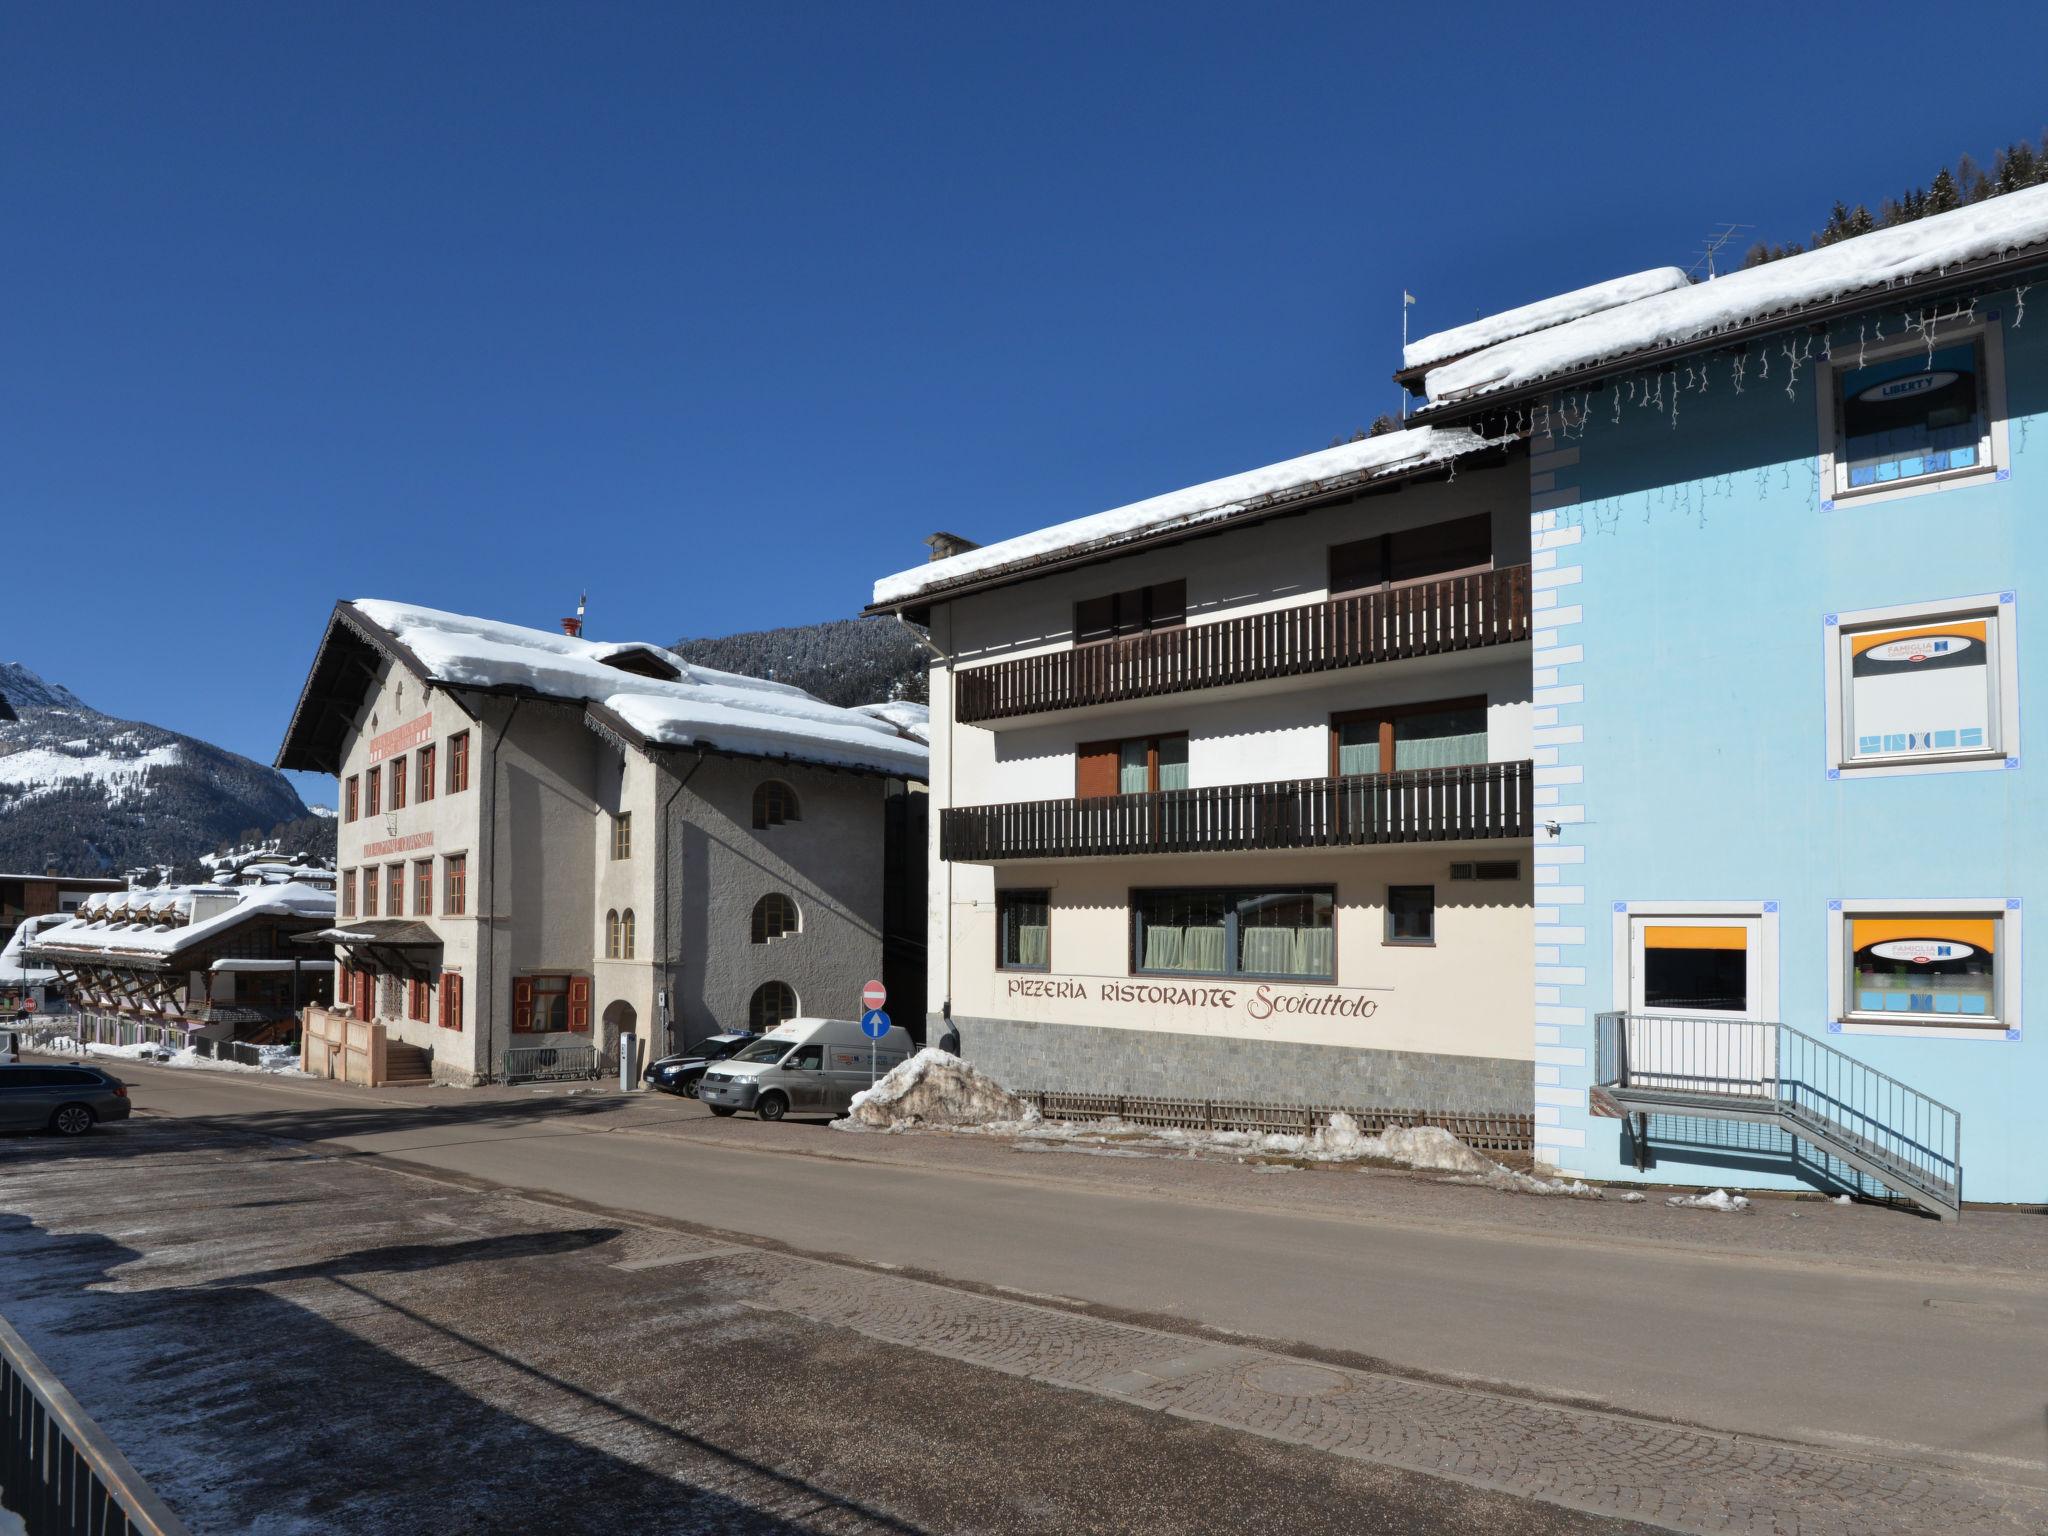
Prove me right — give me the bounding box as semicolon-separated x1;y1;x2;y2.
1825;896;2023;1042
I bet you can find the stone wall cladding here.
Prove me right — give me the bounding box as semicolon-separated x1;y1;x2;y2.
939;1013;1531;1114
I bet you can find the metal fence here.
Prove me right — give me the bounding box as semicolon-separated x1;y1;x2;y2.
504;1044;599;1083
1;1313;189;1536
186;1037;277;1069
1020;1091;1534;1154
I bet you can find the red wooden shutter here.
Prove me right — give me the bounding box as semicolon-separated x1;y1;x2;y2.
568;975;590;1032
1076;741;1120;799
513;976;533;1032
441;973;463;1031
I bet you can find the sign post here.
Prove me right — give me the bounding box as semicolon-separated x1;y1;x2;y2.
860;980;889;1088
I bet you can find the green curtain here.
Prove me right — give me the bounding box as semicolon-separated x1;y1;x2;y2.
1337;722;1380;776
1393;707;1487;770
1119;739;1150;794
1157;735;1189;791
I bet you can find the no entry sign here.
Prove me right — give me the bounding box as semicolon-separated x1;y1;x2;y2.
861;979;887;1012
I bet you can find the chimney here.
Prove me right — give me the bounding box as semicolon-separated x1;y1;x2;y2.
924;531;980;563
561;590;588;638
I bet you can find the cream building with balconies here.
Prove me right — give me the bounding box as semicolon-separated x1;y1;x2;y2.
868;426;1536;1119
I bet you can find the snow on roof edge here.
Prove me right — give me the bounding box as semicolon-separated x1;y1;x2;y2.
1402;267;1691;373
1421;184;2048;409
871;425;1494;610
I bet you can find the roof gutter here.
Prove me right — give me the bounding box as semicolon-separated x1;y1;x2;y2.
1408;244;2048;429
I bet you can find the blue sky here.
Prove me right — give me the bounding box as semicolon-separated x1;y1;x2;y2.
5;2;2046;806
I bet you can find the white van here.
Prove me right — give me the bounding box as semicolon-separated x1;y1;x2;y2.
696;1016;914;1121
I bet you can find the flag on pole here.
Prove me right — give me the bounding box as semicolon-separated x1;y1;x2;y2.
1403;291;1415;305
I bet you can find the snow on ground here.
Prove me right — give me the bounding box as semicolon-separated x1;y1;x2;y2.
837;1054;1597;1196
1666;1189;1751;1213
1423;182;2048;406
0;742;179;805
1402;267;1690;372
871;426;1494;608
40;1036;306;1075
351;600;928;778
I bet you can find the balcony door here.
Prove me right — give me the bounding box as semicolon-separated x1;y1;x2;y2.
1624;916;1775;1095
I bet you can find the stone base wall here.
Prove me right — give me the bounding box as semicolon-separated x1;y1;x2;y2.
939;1013;1532;1113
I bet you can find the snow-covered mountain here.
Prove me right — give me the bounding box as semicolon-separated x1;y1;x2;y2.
0;662;315;874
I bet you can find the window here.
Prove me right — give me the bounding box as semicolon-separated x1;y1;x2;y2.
753;781;800;829
1075;579;1186;645
408;977;431;1023
1332;699;1488;776
380;974;403;1019
1827;598;2013;776
387;864;405;918
418;743;436;803
414;860;433;917
1077;733;1189;797
1451;861;1521;881
752;893;800;944
1828;332;1999;498
440;972;464;1031
341;869;355;918
388;757;407;811
362;867;378;917
514;974;589;1033
605;909;621;959
997;890;1049;970
1840;911;2007;1028
1330;513;1492;595
444;854;467;916
619;908;634;960
1132;887;1334;980
1386;886;1435;945
1640;925;1750;1012
749;980;798;1031
612;812;632;860
365;765;381;817
447;731;470;794
345;775;359;823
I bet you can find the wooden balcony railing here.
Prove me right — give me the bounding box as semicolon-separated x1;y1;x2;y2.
954;565;1532;724
940;760;1533;861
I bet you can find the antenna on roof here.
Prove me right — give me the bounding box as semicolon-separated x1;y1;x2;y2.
1688;223;1753;281
562;590;587;639
1400;290;1416;420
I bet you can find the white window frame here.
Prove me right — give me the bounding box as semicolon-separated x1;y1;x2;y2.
1816;318;2009;509
1610;900;1780;1022
1821;591;2018;780
1827;897;2021;1041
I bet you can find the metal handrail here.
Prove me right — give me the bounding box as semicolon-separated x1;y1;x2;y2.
504;1043;598;1083
1;1312;190;1536
1594;1011;1962;1202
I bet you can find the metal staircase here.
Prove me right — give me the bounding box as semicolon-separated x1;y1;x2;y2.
1592;1012;1963;1220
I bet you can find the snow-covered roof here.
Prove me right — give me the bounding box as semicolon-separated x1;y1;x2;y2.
851;700;929;746
1402;268;1690;373
871;425;1493;610
28;881;335;963
1422;184;2048;408
0;913;68;986
350;601;929;779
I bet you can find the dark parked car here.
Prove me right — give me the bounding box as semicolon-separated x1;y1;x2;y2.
644;1033;759;1098
0;1063;131;1136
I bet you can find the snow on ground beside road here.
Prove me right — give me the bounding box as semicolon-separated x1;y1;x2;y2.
39;1036;307;1076
1667;1189;1752;1212
840;1047;1042;1129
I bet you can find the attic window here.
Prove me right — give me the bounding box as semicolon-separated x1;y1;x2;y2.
597;648;682;682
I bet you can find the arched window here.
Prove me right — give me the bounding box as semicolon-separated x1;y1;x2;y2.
749;980;798;1032
604;909;620;960
751;893;800;944
619;908;635;960
752;780;800;830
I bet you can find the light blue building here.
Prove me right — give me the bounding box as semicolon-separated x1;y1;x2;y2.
1405;186;2048;1211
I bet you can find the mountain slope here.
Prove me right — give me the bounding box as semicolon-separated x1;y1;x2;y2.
0;662;313;875
671;617;929;708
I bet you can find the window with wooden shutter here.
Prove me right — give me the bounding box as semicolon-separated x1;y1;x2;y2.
513;976;534;1032
345;776;359;823
1078;734;1188;797
389;757;407;811
1076;741;1120;799
1330;514;1492;597
414;860;433;916
440;972;463;1031
568;975;591;1032
418;743;436;803
341;870;355;918
365;766;380;817
387;864;405;917
444;854;466;916
1075;579;1187;644
362;868;378;917
448;731;470;794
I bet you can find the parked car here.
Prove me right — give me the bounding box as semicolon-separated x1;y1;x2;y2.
696;1017;914;1121
643;1032;758;1097
0;1063;131;1136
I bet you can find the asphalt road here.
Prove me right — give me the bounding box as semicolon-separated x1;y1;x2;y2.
104;1063;2048;1490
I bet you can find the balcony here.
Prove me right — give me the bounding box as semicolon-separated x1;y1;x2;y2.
954;566;1532;725
941;760;1533;861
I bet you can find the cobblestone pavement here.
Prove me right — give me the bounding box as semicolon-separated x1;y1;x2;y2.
7;1116;2037;1535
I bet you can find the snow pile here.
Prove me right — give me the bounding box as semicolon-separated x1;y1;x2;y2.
838;1048;1042;1130
1424;183;2048;405
1666;1188;1751;1213
38;1036;306;1075
851;700;930;745
1403;268;1689;371
1618;1191;1647;1203
871;426;1494;608
351;601;928;779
